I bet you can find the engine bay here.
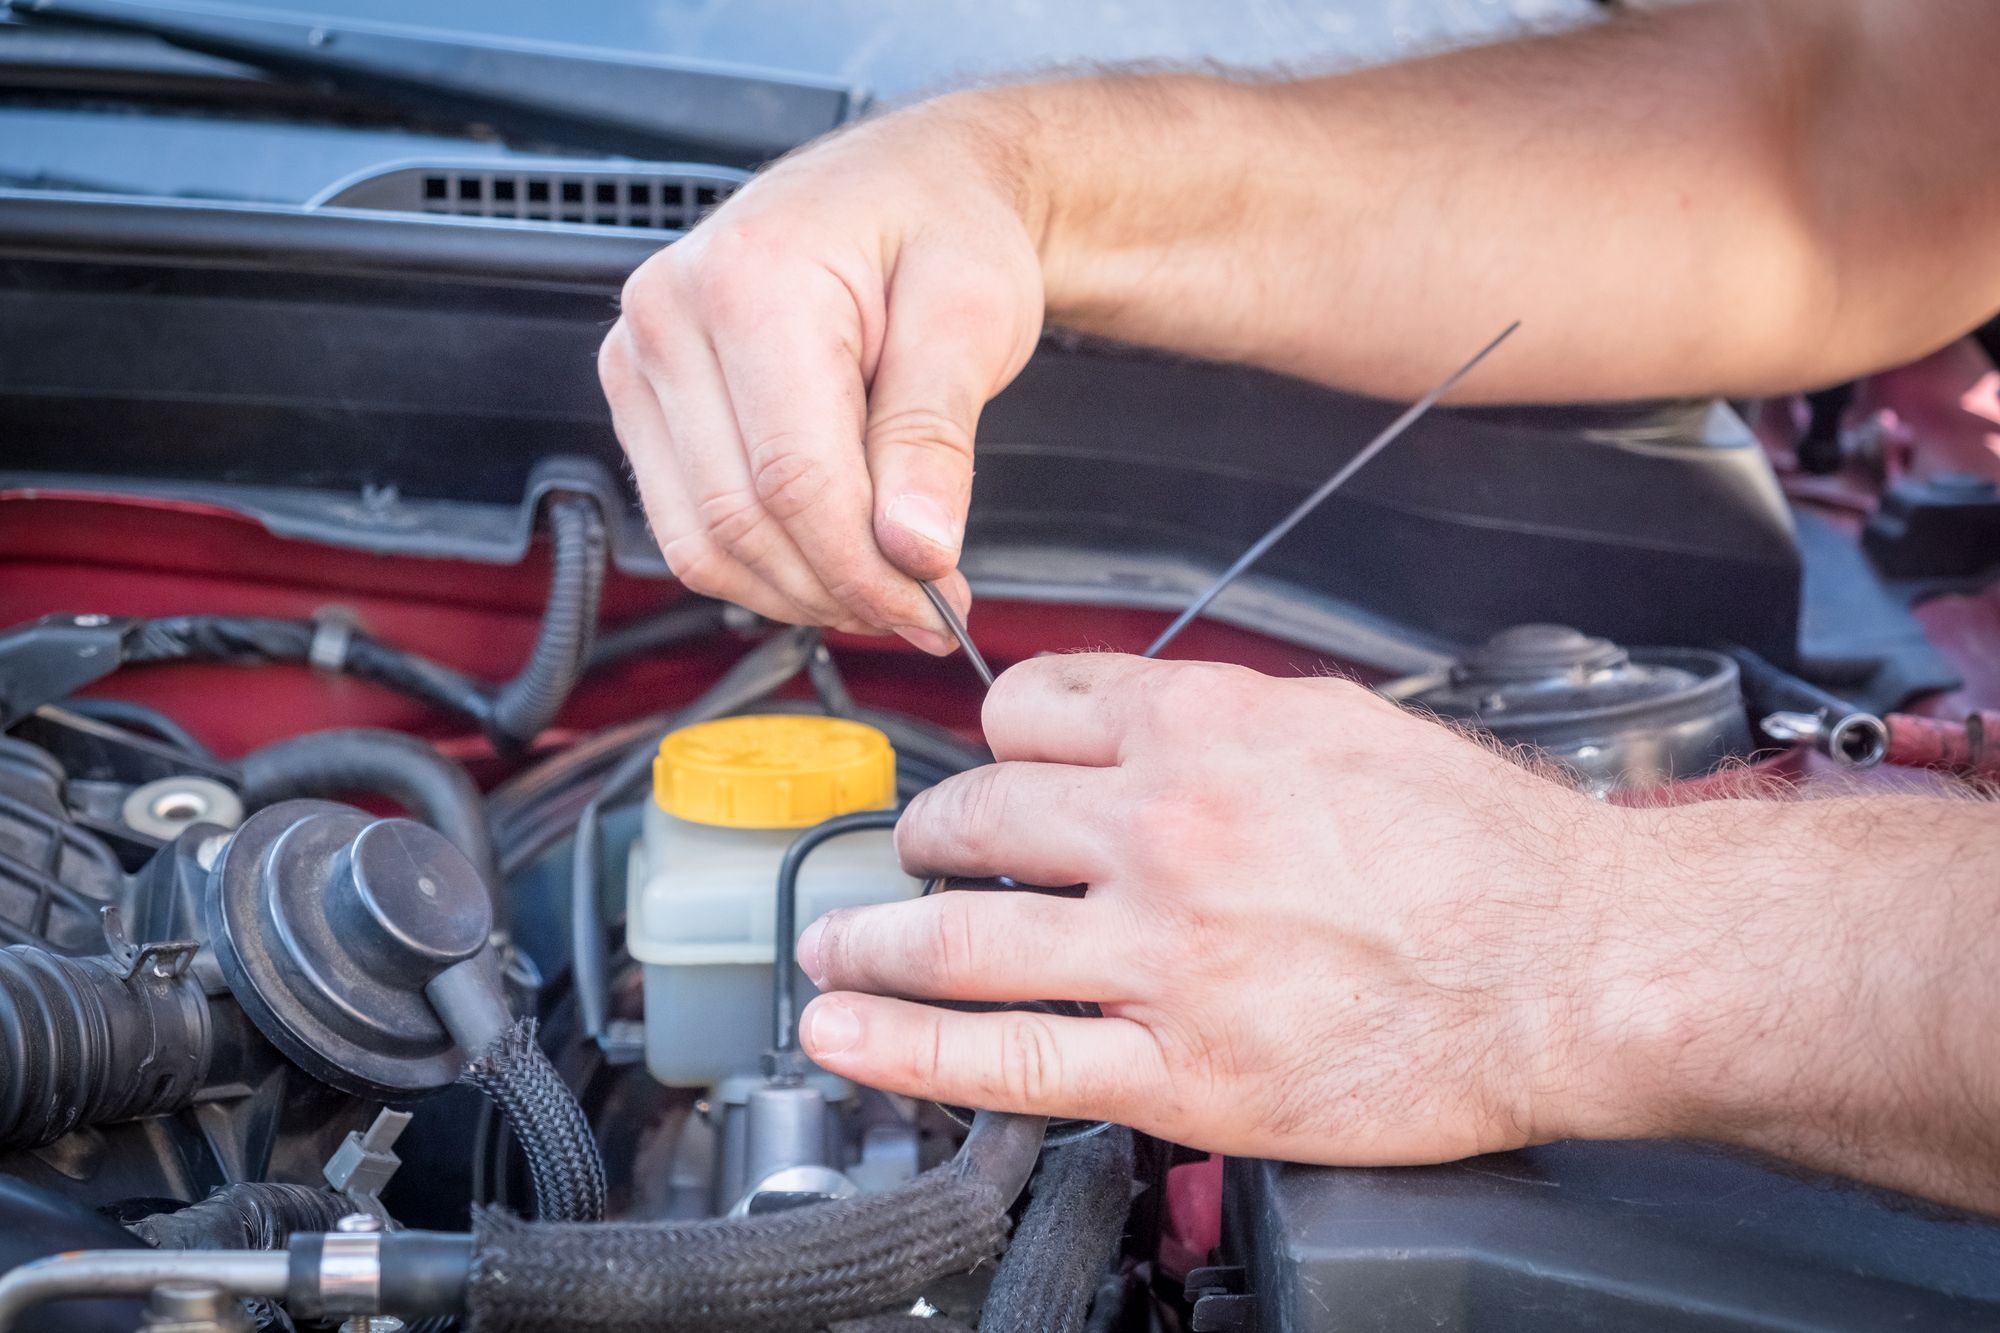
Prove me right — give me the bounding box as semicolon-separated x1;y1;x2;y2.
6;118;2000;1330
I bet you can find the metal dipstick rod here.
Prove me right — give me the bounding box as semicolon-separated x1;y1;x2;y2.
917;319;1520;681
918;578;996;689
1142;320;1520;659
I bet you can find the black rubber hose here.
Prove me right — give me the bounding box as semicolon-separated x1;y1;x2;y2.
487;494;607;750
585;598;728;673
236;727;499;895
127;1183;355;1250
0;945;213;1150
978;1127;1135;1333
772;809;903;1056
1726;645;1864;719
58;697;216;762
460;1019;607;1224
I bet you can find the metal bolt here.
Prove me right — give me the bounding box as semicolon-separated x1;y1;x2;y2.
142;1281;253;1332
334;1211;383;1233
149;1283;230;1318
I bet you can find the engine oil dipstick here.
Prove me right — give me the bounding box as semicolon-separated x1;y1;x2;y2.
1142;319;1522;660
919;578;995;689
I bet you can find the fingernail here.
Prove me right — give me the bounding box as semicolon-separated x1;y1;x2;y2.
796;916;827;985
885;493;961;555
895;624;957;656
806;999;862;1057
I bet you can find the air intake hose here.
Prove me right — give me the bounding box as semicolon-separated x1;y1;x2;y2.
0;944;211;1150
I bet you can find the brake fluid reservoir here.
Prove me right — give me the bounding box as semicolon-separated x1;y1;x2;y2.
627;714;915;1087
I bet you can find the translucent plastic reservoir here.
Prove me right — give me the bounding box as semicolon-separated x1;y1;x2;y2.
624;715;919;1088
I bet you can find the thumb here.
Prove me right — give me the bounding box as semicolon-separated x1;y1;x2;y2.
865;250;1038;580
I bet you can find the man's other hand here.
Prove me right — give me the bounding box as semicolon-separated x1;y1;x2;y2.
793;653;1635;1165
599;101;1046;653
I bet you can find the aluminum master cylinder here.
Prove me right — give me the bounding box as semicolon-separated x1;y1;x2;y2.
627;715;917;1087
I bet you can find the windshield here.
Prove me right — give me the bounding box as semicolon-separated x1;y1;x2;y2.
0;0;1595;204
247;0;1589;101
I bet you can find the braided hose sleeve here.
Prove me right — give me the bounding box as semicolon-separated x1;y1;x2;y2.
461;1020;606;1223
487;495;607;750
463;1165;1009;1333
977;1127;1135;1333
127;1183;355;1250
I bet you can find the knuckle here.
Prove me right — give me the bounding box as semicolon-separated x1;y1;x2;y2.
925;895;983;992
1121;795;1192;866
686;224;786;321
945;767;1011;863
618;261;689;350
595;325;631;388
892;790;934;867
657;532;730;597
1134;662;1250;736
747;435;833;522
1130;668;1196;737
817;567;895;623
866;404;975;464
694;487;771;554
815;908;857;982
999;1015;1064;1107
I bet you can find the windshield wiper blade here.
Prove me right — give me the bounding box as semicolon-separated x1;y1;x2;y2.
6;0;863;165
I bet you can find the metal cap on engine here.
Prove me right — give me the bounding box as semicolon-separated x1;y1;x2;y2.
652;715;895;829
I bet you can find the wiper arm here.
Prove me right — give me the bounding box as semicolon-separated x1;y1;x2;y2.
6;0;863;165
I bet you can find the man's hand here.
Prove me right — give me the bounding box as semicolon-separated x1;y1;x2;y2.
797;653;1628;1164
796;654;2000;1213
603;2;2000;649
599;101;1045;651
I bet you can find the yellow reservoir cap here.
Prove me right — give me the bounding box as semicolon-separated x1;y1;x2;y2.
652;715;896;829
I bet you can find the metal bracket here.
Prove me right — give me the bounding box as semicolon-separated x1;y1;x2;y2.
0;613;140;728
100;905;198;982
1187;1266;1258;1333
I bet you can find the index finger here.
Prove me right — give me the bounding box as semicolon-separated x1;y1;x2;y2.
981;652;1165;765
709;270;966;648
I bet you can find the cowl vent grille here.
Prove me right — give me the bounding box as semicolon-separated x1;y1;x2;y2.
309;158;749;232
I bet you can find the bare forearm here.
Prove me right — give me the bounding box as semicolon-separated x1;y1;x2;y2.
1582;794;2000;1212
949;0;2000;401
